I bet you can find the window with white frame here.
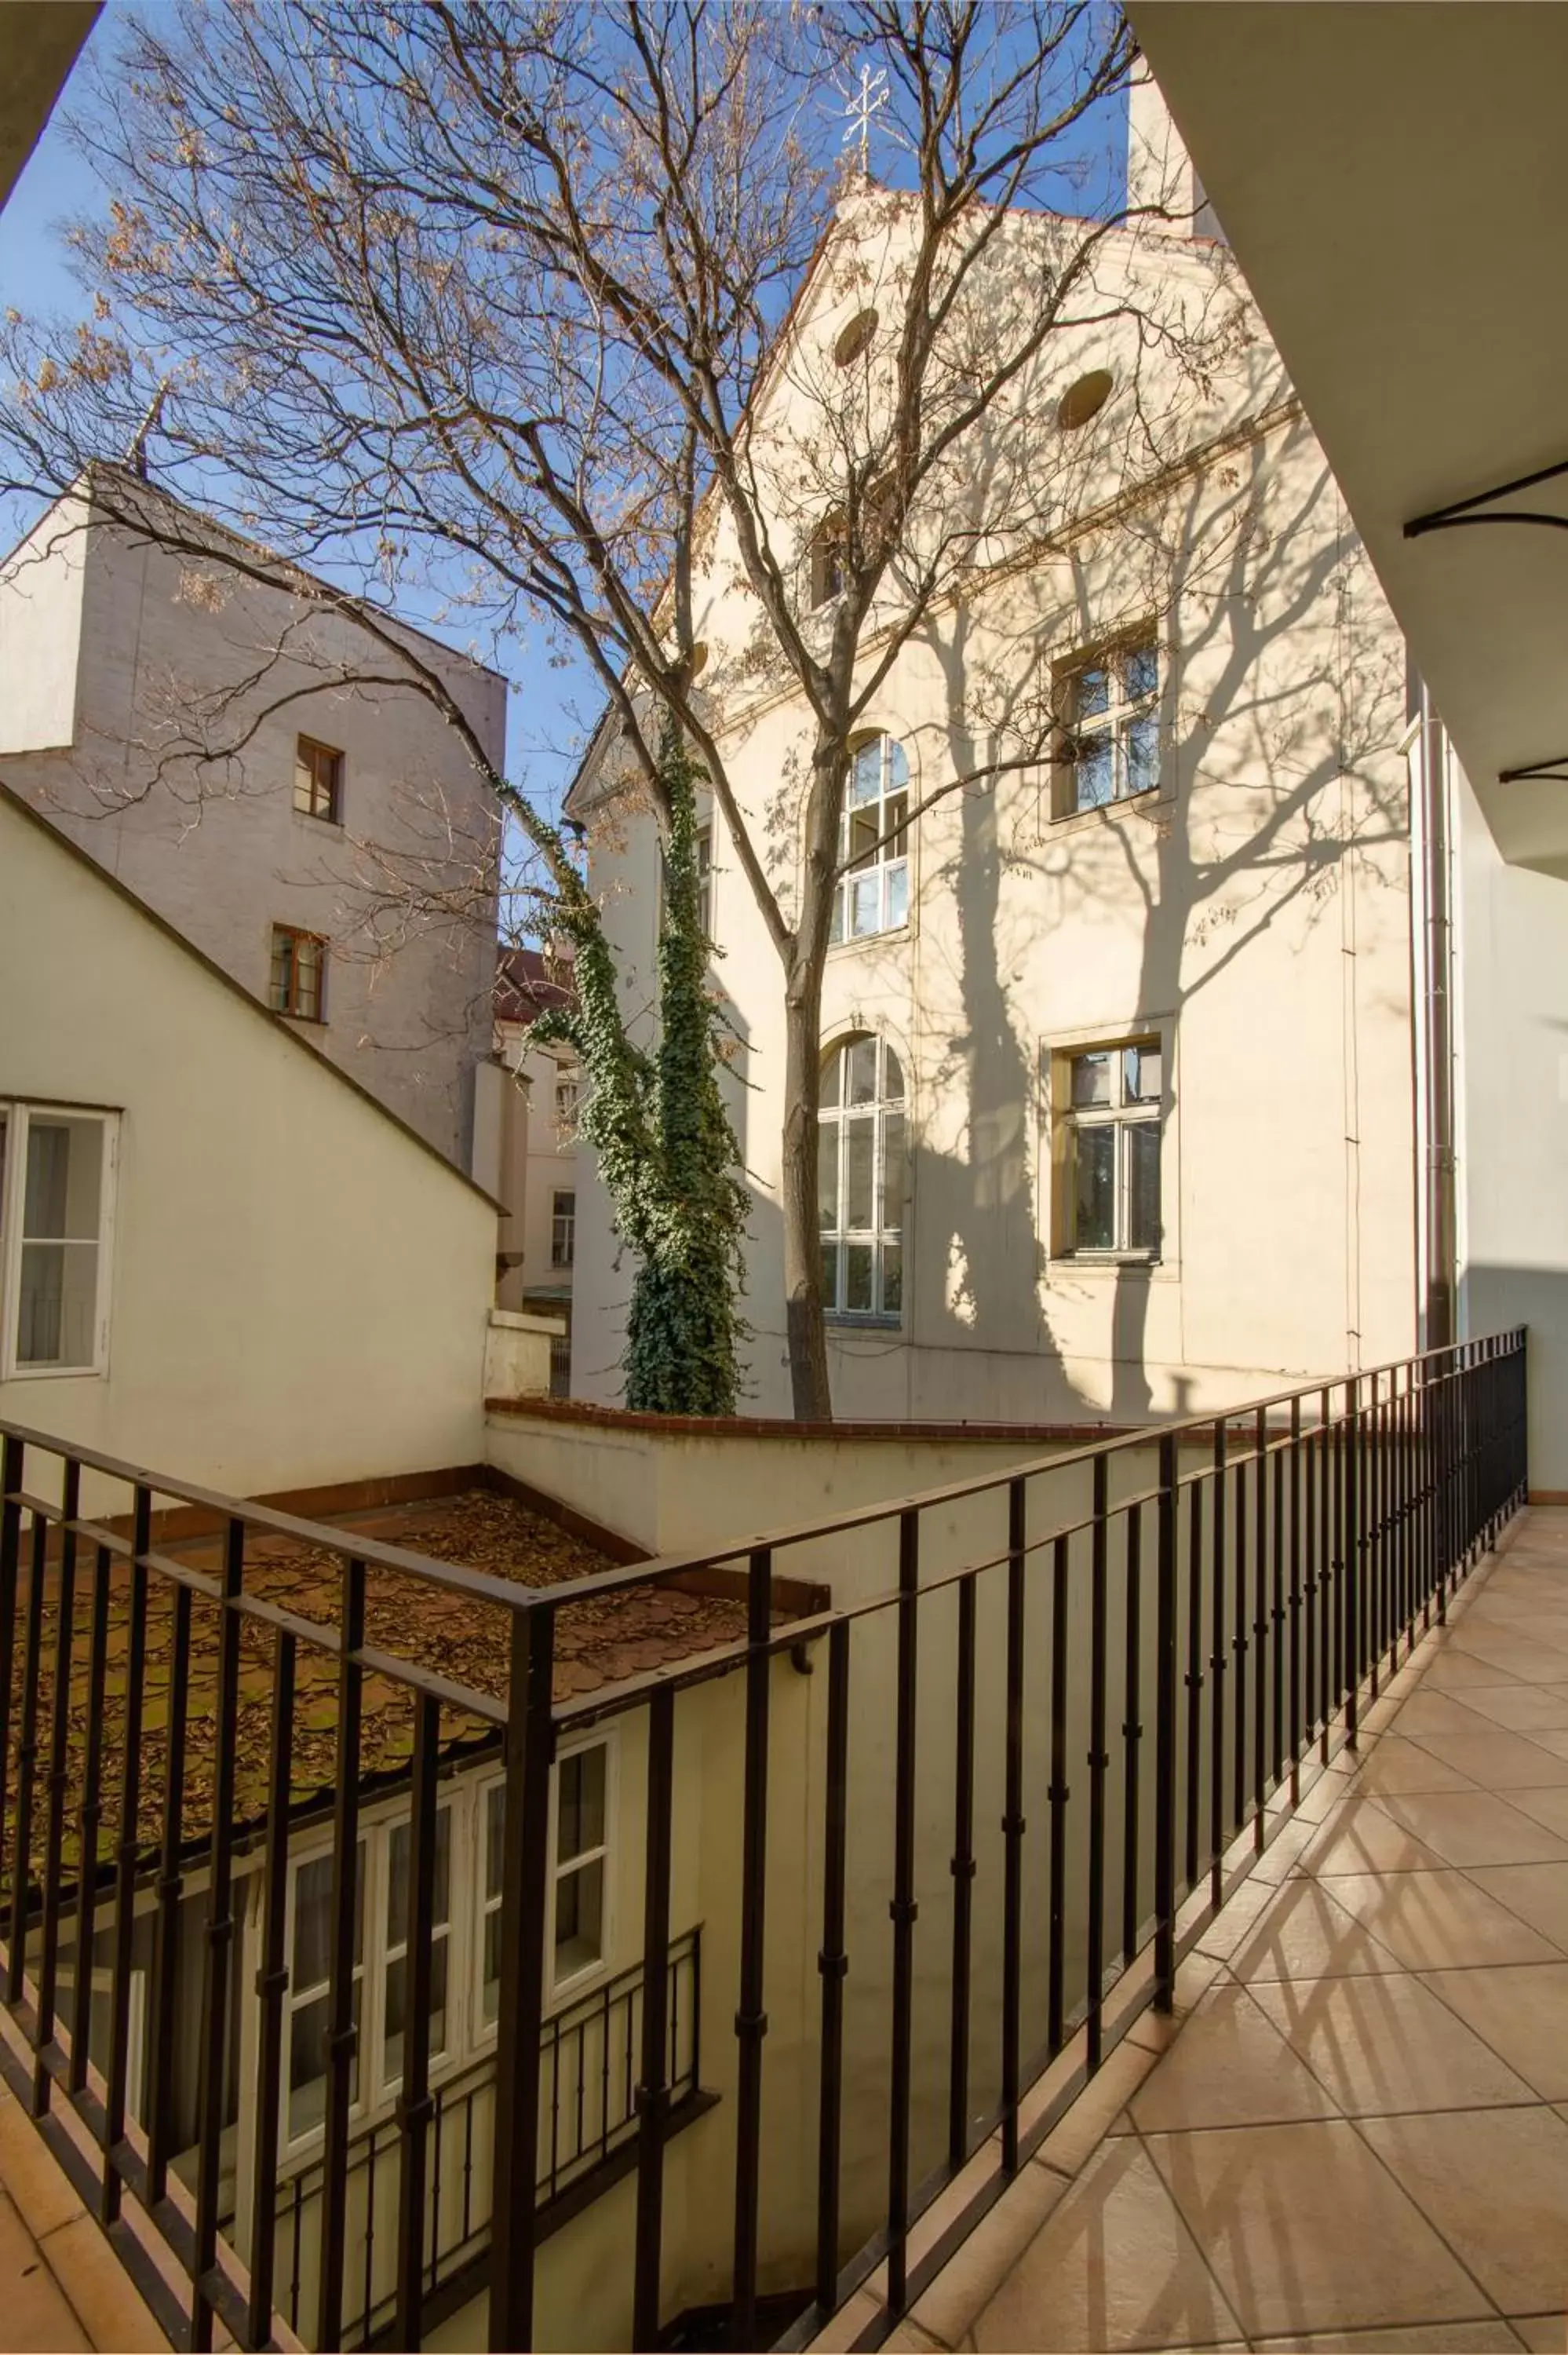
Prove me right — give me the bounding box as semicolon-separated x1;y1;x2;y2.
478;1733;614;2030
830;736;910;944
1058;637;1161;814
1060;1039;1163;1256
819;1036;906;1321
551;1190;576;1269
0;1103;117;1377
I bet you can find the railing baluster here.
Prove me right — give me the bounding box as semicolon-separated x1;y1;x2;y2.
34;1459;80;2113
1001;1480;1026;2174
191;1517;244;2350
490;1600;556;2353
9;1504;50;2001
146;1576;192;2203
394;1692;442;2353
1271;1403;1285;1796
1233;1444;1249;1834
69;1539;111;2098
1154;1435;1179;2013
884;1513;919;2317
246;1627;296;2350
1183;1475;1203;1894
947;1574;976;2169
1319;1387;1333;1758
103;1484;150;2227
0;1436;23;1944
1120;1501;1143;1967
815;1619;850;2317
1046;1533;1070;2058
1252;1405;1267;1842
317;1554;366;2353
1344;1378;1361;1747
1086;1459;1110;2069
632;1684;675;2352
1209;1424;1227;1904
1288;1397;1303;1802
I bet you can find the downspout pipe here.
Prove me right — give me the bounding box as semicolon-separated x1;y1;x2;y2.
1411;669;1457;1349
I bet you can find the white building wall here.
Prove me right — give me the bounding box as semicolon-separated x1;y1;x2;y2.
0;787;493;1495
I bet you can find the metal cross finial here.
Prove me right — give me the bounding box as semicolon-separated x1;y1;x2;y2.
842;61;888;177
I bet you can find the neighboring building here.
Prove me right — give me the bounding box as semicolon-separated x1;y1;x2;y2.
0;465;507;1171
490;947;580;1361
568;93;1417;1422
0;778;496;1493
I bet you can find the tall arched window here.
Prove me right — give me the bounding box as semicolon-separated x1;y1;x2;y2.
831;734;910;944
819;1036;906;1320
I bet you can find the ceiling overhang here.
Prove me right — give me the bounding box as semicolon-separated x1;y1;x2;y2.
1127;2;1568;873
0;5;100;214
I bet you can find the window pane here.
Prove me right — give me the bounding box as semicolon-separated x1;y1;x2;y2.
819;1239;841;1308
1124;1043;1161;1104
881;1112;905;1232
1124;642;1159;703
385;1808;451;1943
848;1039;878;1105
850;871;880;937
885;790;909;855
881;1240;903;1316
383;1937;448;2086
885;739;910;794
485;1784;505;1904
293;1844;363;1993
884;1047;906;1102
1071;1052;1111;1109
819;1047;844;1111
885;860;909;929
1074;1125;1116;1251
819;1123;839;1231
269;932;293;1010
558;1746;606;1863
844;1118;874;1230
849;740;883;805
847;807;880;867
288;1980;360;2141
1075;733;1114;809
483;1910;502;2028
16;1242;98;1368
23;1118;101;1240
1074;662;1110;719
1126;1121;1161;1251
830;887;845;946
1123;708;1159;797
555;1858;603;1981
844;1242;874;1312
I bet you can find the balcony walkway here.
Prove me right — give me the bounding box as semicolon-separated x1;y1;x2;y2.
0;2073;166;2352
892;1507;1568;2355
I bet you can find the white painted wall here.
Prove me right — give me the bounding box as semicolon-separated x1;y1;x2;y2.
0;787;494;1495
0;479;507;1169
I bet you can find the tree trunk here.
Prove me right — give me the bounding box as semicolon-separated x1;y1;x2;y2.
781;957;833;1422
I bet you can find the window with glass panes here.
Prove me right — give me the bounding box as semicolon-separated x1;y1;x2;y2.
0;1103;115;1375
819;1036;906;1320
294;736;343;822
1062;640;1160;812
831;736;910;943
1064;1040;1162;1255
552;1189;576;1267
269;925;326;1020
478;1735;613;2028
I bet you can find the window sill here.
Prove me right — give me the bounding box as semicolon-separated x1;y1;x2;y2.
1050;1251;1169;1275
826;1313;903;1333
826;922;912;958
1047;785;1172;834
2;1361;107;1382
275;1008;328;1027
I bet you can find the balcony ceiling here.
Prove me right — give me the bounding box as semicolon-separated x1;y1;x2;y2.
1127;2;1568;873
0;5;99;213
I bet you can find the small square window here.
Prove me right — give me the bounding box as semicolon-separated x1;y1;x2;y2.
294;736;343;822
270;926;326;1020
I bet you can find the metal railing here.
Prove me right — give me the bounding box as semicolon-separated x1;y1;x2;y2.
0;1328;1529;2353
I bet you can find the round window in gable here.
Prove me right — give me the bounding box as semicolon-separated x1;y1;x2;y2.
834;309;879;367
1057;368;1114;431
688;641;709;680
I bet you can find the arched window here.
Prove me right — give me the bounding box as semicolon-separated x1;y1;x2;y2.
831;734;910;944
819;1036;906;1321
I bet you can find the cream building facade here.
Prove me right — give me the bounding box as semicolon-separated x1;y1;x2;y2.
0;467;507;1171
570;106;1417;1424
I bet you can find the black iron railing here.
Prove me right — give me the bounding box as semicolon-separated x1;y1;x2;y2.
0;1329;1530;2354
275;1928;701;2348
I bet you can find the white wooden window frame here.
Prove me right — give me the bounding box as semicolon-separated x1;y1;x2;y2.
830;736;912;947
471;1728;618;2056
1061;1038;1164;1259
1058;636;1162;815
819;1037;907;1325
0;1101;118;1380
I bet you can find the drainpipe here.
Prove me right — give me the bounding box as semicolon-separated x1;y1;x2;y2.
1411;670;1457;1348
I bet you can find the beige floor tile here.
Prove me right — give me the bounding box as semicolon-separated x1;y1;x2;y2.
1446;1641;1568;1686
1249;1970;1534;2115
1465;1864;1568;1957
970;2138;1245;2353
1423;1648;1540;1689
1226;1879;1406;1984
1523;1729;1568;1765
1356;2105;1568;2317
1389;1691;1498;1742
1508;2316;1567;2353
884;2324;948;2353
1417;1964;1568;2101
0;2098;84;2246
0;2192;89;2353
1374;1790;1568;1868
37;2215;167;2353
1297;1798;1449;1877
1404;1727;1568;1791
1127;1984;1343;2134
1497;1785;1568;1839
909;2160;1068;2347
1143;2118;1490;2339
1194;1877;1277;1961
1034;2042;1162;2180
1252;2328;1524;2352
1333;1738;1479;1797
808;2286;882;2353
1457;1686;1568;1734
1311;1868;1561;1970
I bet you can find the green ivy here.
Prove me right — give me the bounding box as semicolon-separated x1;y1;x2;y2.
520;724;749;1415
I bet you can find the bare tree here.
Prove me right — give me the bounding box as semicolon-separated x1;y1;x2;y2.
1;0;1238;1416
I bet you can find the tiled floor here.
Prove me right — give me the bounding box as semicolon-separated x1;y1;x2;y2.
904;1510;1568;2355
0;2075;167;2352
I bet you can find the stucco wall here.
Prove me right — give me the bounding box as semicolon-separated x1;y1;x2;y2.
0;789;494;1495
0;487;506;1169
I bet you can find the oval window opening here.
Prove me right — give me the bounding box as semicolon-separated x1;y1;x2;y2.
689;641;709;680
1057;368;1114;431
834;309;878;367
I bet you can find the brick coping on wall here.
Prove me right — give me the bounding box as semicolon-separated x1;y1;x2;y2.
485;1394;1141;1446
